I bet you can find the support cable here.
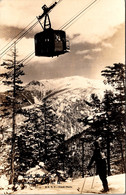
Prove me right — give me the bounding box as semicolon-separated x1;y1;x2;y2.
61;0;99;30
0;0;100;84
24;54;35;66
0;21;38;58
20;51;34;64
22;0;99;66
0;18;36;53
0;0;62;58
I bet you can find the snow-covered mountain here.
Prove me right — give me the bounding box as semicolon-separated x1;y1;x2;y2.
0;76;123;178
25;76;110;104
18;76;110;139
0;76;111;138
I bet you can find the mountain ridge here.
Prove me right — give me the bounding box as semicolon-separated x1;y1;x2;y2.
25;76;110;103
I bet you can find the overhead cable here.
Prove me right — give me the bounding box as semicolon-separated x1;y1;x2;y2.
60;0;98;30
22;0;99;66
0;0;62;58
0;18;36;54
0;0;99;84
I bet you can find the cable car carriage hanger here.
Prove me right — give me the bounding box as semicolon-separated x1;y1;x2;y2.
34;2;70;57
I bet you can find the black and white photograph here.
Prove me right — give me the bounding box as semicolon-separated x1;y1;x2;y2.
0;0;125;194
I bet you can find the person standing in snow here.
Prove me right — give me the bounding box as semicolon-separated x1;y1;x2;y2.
87;140;109;192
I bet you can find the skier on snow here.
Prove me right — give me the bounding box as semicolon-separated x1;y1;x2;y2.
87;139;109;192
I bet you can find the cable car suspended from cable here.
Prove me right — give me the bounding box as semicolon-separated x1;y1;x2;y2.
34;3;70;57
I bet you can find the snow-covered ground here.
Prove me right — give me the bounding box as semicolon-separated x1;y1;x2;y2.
12;174;125;194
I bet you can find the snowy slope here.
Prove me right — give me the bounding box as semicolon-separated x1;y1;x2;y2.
12;174;125;194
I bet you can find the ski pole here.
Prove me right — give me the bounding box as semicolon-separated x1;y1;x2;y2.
80;176;87;194
91;166;95;189
91;174;95;189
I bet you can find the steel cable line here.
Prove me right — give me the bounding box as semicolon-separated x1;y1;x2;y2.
0;54;34;85
0;51;34;84
0;0;63;63
20;51;35;64
0;18;37;53
0;0;97;59
23;52;35;65
0;0;62;58
24;53;35;66
0;53;35;84
59;0;93;30
22;0;99;66
64;0;100;31
0;0;63;86
0;20;39;58
60;0;98;30
0;0;99;84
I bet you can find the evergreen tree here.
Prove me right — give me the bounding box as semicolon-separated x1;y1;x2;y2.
15;98;66;175
15;106;45;174
0;45;25;184
101;63;125;173
40;98;65;171
78;63;125;175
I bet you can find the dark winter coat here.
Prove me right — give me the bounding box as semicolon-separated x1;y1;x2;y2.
88;147;107;175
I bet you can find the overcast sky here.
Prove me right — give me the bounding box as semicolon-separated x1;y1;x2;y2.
0;0;125;87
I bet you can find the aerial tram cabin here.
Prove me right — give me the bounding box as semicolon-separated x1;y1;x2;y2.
34;4;70;57
35;28;70;57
